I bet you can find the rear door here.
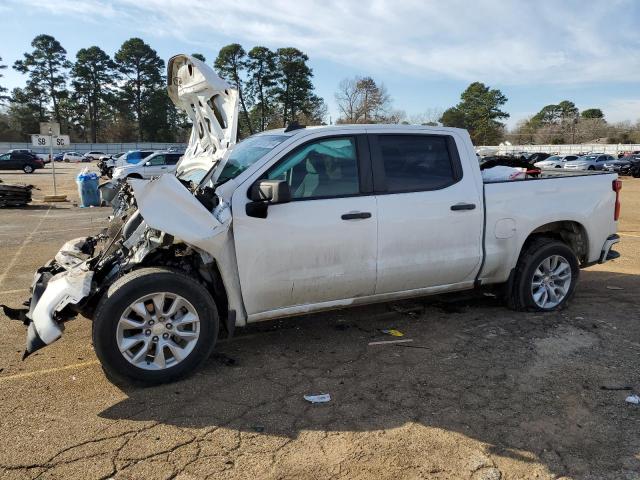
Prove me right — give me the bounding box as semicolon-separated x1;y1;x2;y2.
370;131;484;294
232;132;378;318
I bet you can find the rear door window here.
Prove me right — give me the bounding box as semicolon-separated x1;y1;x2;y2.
372;135;460;193
166;154;181;165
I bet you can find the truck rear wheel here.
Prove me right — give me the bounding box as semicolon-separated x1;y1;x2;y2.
93;267;219;385
507;237;579;312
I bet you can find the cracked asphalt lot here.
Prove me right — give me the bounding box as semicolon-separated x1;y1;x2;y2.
1;164;639;479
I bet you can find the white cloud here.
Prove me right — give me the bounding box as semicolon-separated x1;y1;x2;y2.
16;0;637;85
603;99;640;124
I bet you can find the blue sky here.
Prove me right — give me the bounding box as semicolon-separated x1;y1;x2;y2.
2;0;639;129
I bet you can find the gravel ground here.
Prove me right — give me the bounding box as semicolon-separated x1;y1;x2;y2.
0;163;639;480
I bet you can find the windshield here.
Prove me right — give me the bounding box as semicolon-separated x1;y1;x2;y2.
216;135;289;184
583;155;598;161
546;156;561;162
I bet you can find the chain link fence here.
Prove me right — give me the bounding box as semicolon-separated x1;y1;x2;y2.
0;142;187;156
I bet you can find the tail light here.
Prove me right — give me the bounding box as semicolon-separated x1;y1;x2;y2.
612;179;622;221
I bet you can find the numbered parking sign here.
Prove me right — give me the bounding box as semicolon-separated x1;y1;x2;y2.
31;134;70;148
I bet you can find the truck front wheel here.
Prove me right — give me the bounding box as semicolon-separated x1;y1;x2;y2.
507;238;579;311
93;267;219;385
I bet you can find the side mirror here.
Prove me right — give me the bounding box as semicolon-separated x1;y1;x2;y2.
246;179;291;219
249;179;291;204
144;161;151;166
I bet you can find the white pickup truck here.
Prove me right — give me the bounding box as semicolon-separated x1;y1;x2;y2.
2;55;622;384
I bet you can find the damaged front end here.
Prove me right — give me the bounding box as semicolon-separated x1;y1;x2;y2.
2;194;174;358
3;54;242;359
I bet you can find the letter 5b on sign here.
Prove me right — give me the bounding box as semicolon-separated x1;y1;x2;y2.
31;134;70;148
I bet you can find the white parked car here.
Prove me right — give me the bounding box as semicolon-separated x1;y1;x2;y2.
564;154;616;171
63;151;84;162
534;155;580;169
82;151;106;161
6;55;622;385
112;152;183;181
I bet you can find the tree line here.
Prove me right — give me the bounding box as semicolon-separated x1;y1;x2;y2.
2;37;638;146
333;77;640;145
0;36;326;143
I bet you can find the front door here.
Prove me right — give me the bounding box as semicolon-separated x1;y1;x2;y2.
232;134;377;318
0;153;14;170
144;154;169;178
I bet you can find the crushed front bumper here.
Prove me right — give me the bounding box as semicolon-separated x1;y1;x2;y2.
2;237;95;358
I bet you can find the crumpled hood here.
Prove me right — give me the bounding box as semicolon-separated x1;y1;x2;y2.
167;54;239;176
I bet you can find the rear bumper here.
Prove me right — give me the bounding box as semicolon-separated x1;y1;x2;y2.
599;234;620;264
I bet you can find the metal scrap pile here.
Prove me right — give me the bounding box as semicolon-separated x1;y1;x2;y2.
0;179;33;207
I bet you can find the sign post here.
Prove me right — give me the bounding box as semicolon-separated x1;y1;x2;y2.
31;131;70;201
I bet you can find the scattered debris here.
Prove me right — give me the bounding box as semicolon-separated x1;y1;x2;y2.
575;316;585;320
606;285;624;290
381;329;404;337
251;425;265;432
600;385;632;391
368;339;414;346
304;393;331;404
625;394;640;405
0;181;34;207
395;344;430;350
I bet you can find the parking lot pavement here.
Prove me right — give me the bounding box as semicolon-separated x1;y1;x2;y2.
0;168;639;479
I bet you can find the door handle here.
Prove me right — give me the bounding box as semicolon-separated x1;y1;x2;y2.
341;212;372;220
450;203;476;211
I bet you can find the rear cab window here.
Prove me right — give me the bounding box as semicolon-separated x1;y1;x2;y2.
370;134;462;193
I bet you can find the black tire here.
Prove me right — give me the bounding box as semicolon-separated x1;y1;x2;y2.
93;267;219;385
23;165;34;174
107;167;113;179
507;237;579;312
588;166;595;170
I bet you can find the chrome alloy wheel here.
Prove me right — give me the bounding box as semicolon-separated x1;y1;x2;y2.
116;292;200;370
531;255;572;309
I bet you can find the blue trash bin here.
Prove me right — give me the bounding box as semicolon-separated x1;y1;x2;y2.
76;171;101;207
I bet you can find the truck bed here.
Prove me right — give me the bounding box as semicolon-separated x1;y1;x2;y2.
478;170;618;285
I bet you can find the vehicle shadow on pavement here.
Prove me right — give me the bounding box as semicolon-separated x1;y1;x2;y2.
99;269;640;477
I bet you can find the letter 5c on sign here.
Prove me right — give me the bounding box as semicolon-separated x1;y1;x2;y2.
30;134;70;148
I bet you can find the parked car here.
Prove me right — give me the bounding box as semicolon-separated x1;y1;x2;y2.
603;156;640;175
112;151;183;180
527;152;551;163
63;152;84;162
564;154;616;171
0;151;45;173
82;151;105;162
6;54;622;385
534;155;580;169
97;153;126;177
8;149;50;164
101;150;156;178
